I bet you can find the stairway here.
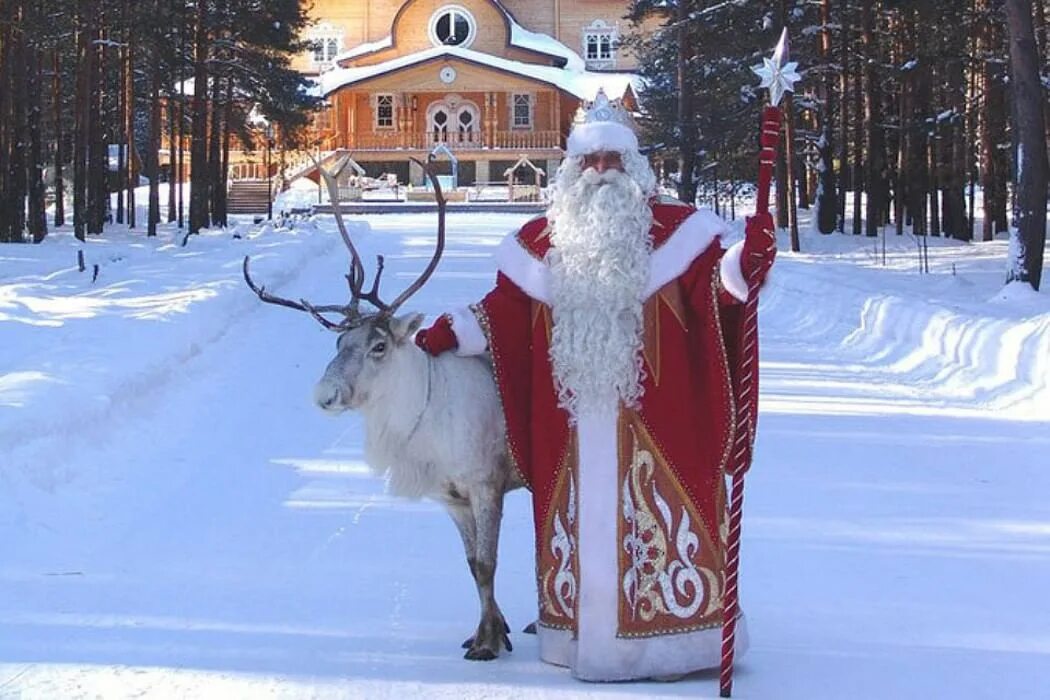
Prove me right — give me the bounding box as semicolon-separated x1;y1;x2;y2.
226;179;273;215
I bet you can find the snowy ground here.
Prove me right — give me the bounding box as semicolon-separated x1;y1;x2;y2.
1;203;1049;699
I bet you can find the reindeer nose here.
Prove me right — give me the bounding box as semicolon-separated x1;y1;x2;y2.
314;382;348;412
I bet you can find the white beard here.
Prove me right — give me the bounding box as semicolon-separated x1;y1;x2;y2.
547;165;654;418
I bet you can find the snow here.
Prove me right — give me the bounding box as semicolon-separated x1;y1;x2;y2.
332;5;586;73
507;22;586;73
316;45;636;102
2;195;1049;698
331;34;394;63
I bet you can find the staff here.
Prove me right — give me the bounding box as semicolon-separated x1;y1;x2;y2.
719;28;800;699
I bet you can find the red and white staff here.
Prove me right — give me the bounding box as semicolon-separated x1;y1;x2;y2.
719;28;800;699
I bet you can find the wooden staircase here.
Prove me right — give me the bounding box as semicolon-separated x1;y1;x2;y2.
226;179;273;215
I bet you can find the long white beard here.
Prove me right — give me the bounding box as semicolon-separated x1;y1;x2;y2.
547;166;654;418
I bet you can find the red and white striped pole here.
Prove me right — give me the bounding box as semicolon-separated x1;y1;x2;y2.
719;29;797;699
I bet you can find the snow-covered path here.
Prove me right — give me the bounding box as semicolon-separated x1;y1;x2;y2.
2;214;1048;698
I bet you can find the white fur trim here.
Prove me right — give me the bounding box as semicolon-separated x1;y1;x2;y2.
537;406;748;680
448;308;488;356
719;240;749;302
539;615;749;680
495;208;728;304
644;208;729;298
565;121;639;157
494;232;552;304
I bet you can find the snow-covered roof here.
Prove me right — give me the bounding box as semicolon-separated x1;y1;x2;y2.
507;20;586;72
333;0;587;71
316;45;636;102
331;35;393;64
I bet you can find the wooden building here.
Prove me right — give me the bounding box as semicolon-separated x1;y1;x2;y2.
299;0;648;186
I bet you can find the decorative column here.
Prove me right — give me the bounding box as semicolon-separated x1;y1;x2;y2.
348;95;356;150
554;93;563;149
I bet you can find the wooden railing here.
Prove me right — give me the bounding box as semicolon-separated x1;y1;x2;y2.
229;162;273;180
349;130;561;151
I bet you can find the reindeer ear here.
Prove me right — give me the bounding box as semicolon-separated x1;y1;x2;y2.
390;312;424;344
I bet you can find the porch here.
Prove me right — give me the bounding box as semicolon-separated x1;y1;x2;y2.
346;129;562;152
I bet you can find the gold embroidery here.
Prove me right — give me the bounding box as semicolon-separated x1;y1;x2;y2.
709;263;741;473
658;283;688;329
640;284;689;388
641;295;662;387
617;412;724;638
532;301;552;347
474;302;529;490
538;432;580;632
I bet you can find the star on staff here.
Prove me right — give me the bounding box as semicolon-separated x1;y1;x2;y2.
752;28;800;107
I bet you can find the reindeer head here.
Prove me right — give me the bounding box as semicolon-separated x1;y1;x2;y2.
244;156;445;415
313;312;424;413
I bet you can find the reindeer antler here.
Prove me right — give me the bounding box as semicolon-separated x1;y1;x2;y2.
243;154;448;330
386;156;446;315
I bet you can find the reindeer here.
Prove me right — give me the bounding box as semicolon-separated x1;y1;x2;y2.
244;158;521;661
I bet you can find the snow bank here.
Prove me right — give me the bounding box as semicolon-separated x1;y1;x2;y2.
753;229;1050;421
0;218;361;503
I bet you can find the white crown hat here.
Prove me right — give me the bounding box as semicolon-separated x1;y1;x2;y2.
565;88;640;158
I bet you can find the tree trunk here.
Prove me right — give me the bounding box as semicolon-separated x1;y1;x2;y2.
208;72;224;226
73;5;90;241
675;2;697;205
836;0;850;231
981;0;1010;240
148;62;162;237
53;49;65;228
852;37;864;236
783;94;801;251
126;22;137;229
1005;0;1048;289
941;57;969;240
861;1;887;236
815;0;839;234
86;23;105;235
189;0;210;234
26;12;47;243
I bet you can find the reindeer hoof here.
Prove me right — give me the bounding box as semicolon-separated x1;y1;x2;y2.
522;622;537;634
464;647;497;661
461;636;473;649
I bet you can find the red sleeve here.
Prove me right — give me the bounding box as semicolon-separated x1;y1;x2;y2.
474;272;536;488
679;244;756;472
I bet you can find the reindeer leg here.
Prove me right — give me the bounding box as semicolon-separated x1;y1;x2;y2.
445;502;484;650
464;482;511;661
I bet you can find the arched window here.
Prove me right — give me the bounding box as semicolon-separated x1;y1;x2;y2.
428;6;477;48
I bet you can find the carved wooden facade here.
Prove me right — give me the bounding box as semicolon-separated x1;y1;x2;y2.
300;0;651;185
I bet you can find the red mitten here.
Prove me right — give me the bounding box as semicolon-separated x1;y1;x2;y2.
741;212;776;286
414;314;458;355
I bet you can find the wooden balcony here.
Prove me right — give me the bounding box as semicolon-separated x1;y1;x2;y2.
348;130;562;152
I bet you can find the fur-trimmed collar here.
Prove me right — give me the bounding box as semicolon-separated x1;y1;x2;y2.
495;204;728;304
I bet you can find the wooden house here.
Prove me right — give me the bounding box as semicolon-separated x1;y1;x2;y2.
297;0;651;186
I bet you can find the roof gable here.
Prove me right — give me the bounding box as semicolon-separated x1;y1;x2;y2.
335;0;583;71
319;45;638;102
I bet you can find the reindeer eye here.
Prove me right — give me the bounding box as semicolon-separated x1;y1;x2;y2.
370;341;387;356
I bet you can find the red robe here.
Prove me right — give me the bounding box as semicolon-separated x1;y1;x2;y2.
449;199;754;680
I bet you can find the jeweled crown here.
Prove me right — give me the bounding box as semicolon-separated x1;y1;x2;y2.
573;88;637;132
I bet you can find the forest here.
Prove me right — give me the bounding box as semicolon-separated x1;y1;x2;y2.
0;0;314;244
628;0;1048;290
1;0;1047;290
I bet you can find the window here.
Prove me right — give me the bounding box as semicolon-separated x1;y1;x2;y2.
512;94;533;129
308;25;342;71
428;6;477;48
583;20;617;68
375;94;395;130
